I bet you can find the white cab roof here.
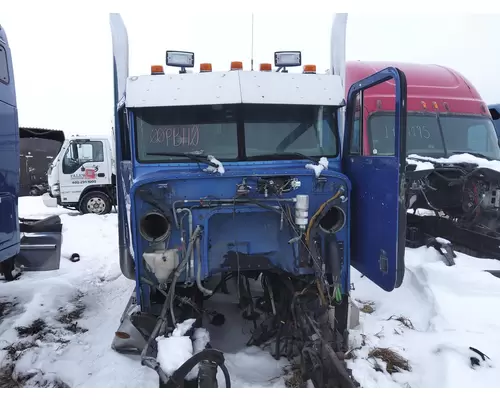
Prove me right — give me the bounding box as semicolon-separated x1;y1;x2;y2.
67;134;112;142
125;71;345;108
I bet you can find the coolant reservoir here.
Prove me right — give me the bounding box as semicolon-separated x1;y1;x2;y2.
143;249;179;284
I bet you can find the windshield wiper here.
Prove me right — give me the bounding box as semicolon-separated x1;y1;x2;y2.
451;151;494;161
146;152;219;168
246;152;321;163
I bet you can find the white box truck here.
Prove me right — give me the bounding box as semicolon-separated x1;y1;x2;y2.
43;134;116;214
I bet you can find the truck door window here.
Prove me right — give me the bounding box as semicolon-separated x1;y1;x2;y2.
369;113;444;156
119;107;131;161
349;93;362;155
62;141;105;174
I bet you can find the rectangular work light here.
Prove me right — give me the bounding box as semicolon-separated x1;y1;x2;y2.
274;51;302;68
166;51;195;68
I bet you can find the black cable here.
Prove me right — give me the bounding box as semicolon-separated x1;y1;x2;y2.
220;364;231;388
162;349;231;388
202;272;234;300
244;198;283;214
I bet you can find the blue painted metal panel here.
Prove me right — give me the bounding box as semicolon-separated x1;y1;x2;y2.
342;67;408;291
129;168;351;311
0;26;20;265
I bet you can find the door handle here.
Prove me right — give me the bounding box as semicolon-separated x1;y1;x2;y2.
98;173;105;177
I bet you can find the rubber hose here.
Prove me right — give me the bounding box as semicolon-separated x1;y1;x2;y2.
196;237;213;296
324;233;341;284
169;226;202;324
163;348;231;388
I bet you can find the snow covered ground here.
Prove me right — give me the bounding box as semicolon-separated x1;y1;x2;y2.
1;197;500;388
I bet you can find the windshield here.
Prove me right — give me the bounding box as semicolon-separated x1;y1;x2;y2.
134;104;338;162
368;113;500;160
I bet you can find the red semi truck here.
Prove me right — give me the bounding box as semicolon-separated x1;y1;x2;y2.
345;60;500;263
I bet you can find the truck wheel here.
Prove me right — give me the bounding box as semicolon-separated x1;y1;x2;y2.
79;192;112;215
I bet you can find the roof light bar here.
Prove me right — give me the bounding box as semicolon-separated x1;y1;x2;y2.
303;64;316;74
260;63;272;71
200;63;212;72
230;61;243;71
151;65;164;75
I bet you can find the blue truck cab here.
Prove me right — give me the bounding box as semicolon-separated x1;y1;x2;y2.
109;14;408;388
0;24;63;282
0;24;21;279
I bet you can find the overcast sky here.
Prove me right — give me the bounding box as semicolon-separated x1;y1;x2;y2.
2;6;499;136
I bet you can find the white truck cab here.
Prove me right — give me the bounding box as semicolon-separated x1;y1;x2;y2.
43;134;116;214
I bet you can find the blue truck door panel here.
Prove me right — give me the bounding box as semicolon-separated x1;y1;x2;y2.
0;27;20;263
343;67;408;292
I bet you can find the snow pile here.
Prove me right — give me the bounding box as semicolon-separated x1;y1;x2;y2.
203;155;225;175
348;246;500;388
406;157;434;171
156;318;203;379
305;156;329;177
156;336;193;377
0;197;156;388
3;196;500;387
408;152;500;172
156;318;214;381
0;197;287;388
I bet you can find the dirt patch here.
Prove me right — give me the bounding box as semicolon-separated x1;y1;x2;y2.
360;304;375;314
0;364;70;388
284;364;307;388
11;293;87;341
15;318;47;337
355;299;375;314
0;364;19;388
56;292;88;333
0;292;87;388
0;298;17;321
17;370;70;388
368;347;411;374
3;341;39;362
387;315;415;330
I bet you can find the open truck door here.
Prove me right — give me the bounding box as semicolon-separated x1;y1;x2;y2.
342;67;408;291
